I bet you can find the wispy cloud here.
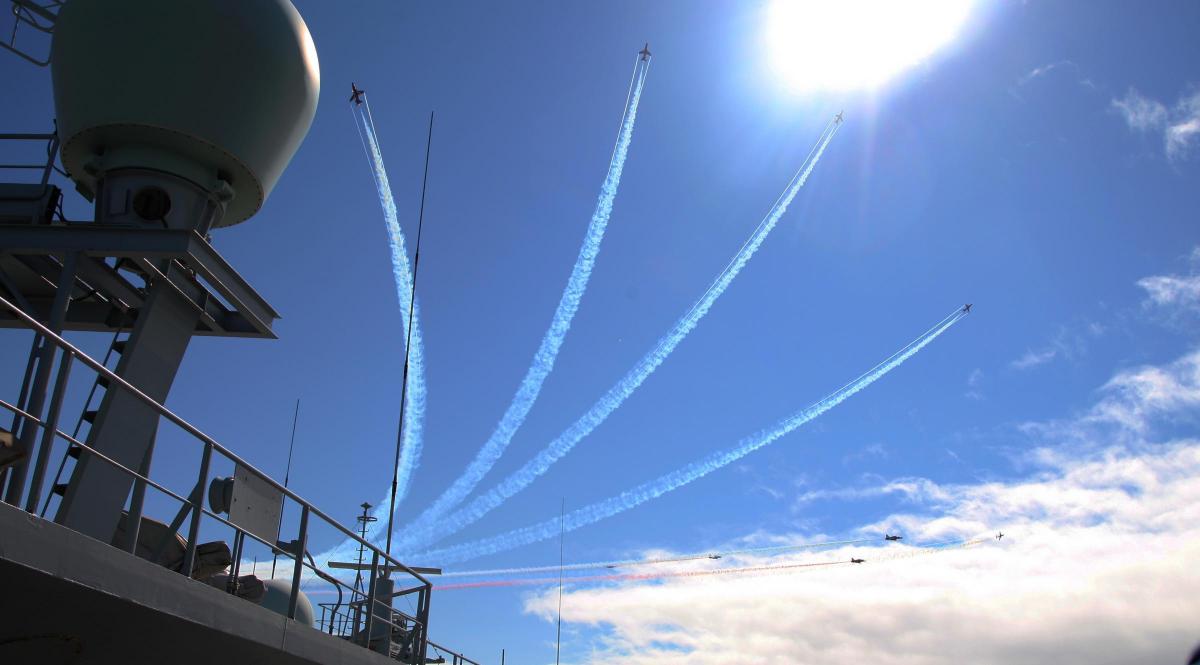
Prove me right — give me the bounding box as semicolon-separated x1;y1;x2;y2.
523;343;1200;665
1112;88;1169;130
1010;326;1089;371
1016;60;1095;90
842;442;889;466
965;368;984;400
1112;87;1200;160
1012;60;1097;100
1010;346;1058;370
1138;248;1200;313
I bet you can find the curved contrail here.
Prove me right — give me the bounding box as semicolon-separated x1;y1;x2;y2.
394;117;843;552
317;99;429;565
414;308;966;564
398;56;652;543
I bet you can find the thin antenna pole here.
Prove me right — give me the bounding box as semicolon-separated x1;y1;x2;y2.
272;398;301;578
385;111;434;558
556;497;565;665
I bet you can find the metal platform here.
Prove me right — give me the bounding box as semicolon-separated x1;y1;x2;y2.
0;223;279;338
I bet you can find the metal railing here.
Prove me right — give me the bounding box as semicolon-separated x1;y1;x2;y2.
0;131;60;186
0;293;476;664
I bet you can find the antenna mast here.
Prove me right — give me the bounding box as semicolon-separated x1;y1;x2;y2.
556;497;565;665
271;398;301;578
385;111;434;557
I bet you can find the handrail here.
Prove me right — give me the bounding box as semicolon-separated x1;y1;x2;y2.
0;293;429;585
0;130;59;184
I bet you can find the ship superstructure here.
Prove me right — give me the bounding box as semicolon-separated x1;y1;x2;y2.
0;1;475;663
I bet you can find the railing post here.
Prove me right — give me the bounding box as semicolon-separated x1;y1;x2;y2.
287;505;309;620
24;349;72;512
416;582;432;665
123;437;156;554
362;551;379;646
180;441;212;577
4;250;77;505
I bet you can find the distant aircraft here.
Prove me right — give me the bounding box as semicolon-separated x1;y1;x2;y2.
850;557;865;564
605;564;617;569
835;110;844;123
639;43;652;61
885;534;903;541
963;303;973;313
350;83;365;105
708;554;722;560
996;532;1004;540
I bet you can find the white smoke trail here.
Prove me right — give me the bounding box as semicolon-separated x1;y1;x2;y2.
434;537;990;590
441;536;875;578
317;101;429;566
357;102;429;521
414;308;966;564
399;58;651;541
394;118;843;552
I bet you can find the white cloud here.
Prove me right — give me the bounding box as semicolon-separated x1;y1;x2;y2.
1112;87;1200;160
1137;246;1200;318
1010;327;1089;371
523;343;1200;665
965;368;984;400
1112;88;1168;131
841;442;888;465
1132;271;1200;307
1010;346;1058;370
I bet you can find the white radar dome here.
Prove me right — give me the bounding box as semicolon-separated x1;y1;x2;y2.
50;0;320;226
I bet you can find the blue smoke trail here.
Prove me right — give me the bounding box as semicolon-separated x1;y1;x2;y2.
394;118;842;553
414;308;966;564
399;58;651;541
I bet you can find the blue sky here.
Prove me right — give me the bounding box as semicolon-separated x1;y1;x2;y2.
3;1;1199;662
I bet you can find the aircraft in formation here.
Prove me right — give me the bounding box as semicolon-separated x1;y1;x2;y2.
850;558;865;564
996;532;1004;540
350;83;364;105
639;42;651;61
885;534;903;541
835;110;844;123
963;303;973;313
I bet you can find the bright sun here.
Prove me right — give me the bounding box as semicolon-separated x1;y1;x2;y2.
766;0;974;92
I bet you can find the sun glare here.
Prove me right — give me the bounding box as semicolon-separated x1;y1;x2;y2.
766;0;974;92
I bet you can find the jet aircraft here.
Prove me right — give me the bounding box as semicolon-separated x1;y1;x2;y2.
350;83;364;105
639;43;651;61
996;532;1004;540
708;554;722;560
885;534;903;541
835;110;844;123
850;558;865;564
963;303;973;313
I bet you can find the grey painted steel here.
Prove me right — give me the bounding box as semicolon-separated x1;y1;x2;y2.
288;505;309;620
50;0;320;225
3;250;75;505
23;346;71;511
369;576;396;655
56;278;202;542
363;552;381;648
0;224;279;337
0;501;398;665
0;295;454;661
0;294;429;583
229;463;284;545
181;443;213;577
123;440;155;554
